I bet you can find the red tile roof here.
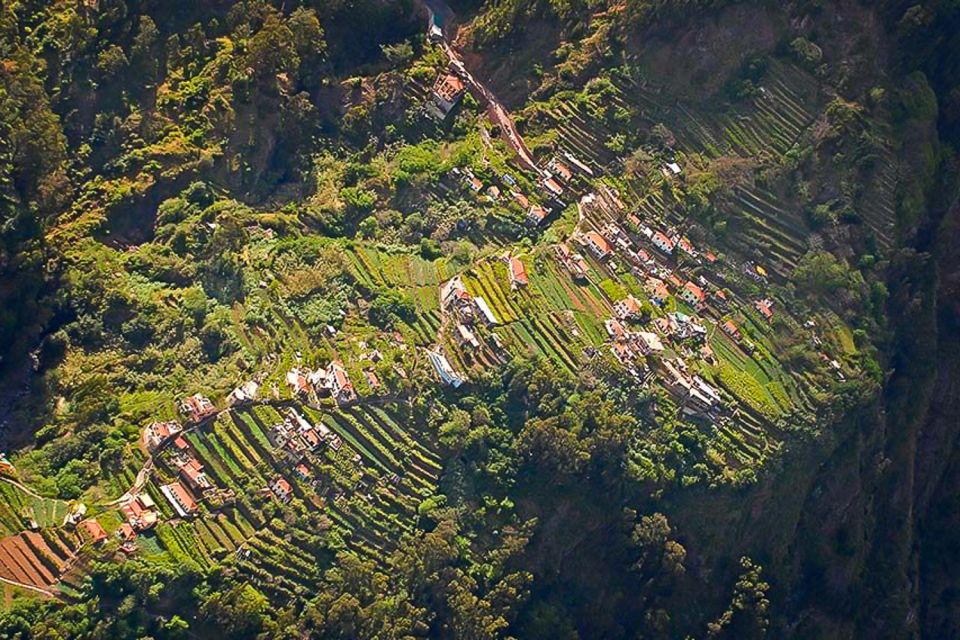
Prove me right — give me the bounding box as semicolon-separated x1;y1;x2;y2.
586;231;611;254
509;257;529;286
683;281;705;302
79;518;107;543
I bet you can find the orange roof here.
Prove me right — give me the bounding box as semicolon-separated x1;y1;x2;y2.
620;296;642;314
667;274;682;288
755;301;774;319
119;523;136;540
295;463;310;477
705;251;718;262
627;214;641;227
543;177;563;194
172;436;189;450
80;518;107;543
528;204;548;222
586;231;611;254
274;477;292;495
723;320;739;334
180;458;205;485
683;281;705;302
168;481;197;512
653;231;675;251
513;191;530;208
509;257;529;285
433;73;465;100
552;161;573;181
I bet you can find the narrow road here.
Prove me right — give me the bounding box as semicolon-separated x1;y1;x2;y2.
424;0;545;177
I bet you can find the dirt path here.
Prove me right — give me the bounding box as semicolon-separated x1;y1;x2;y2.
0;574;56;598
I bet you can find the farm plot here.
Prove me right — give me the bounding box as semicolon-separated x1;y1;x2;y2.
0;530;79;591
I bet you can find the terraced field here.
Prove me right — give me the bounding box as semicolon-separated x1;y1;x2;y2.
140;400;440;600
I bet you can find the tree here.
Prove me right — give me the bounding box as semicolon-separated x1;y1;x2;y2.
200;584;270;637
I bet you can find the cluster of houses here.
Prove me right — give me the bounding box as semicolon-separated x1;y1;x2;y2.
660;358;723;418
178;394;217;424
262;408;340;502
285;360;358;406
555;244;589;281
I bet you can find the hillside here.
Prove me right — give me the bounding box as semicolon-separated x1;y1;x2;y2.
0;0;957;638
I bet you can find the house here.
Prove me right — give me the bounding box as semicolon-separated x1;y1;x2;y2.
635;331;664;355
142;421;183;453
744;262;768;282
171;436;189;453
431;72;465;116
548;158;574;182
473;297;499;325
270;476;293;503
427;350;464;388
652;231;675;255
584;231;612;259
610;341;633;364
667;273;683;290
513;191;530;209
294;463;311;481
487;185;501;199
647;278;670;306
117;523;136;542
509;257;529;288
676;237;696;256
755;299;774;322
713;288;729;308
161;481;198;517
687;376;722;414
0;454;14;477
364;369;381;390
680;281;706;308
179;458;212;493
78;518;107;545
327;361;357;405
178;394;216;423
120;495;159;531
527;204;550;226
543;176;564;197
227;380;259;406
665;162;682;175
722;320;741;340
456;324;480;349
705;251;718;263
286;369;311;398
555;244;588;280
301;428;322;450
440;277;473;315
614;295;644;321
605;319;629;342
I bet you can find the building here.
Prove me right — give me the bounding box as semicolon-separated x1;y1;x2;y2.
680;281;706;308
665;162;682;175
676;237;696;256
543;176;564;197
270;476;293;503
294;463;311;481
78;518;107;545
142;421;183;453
563;151;594;176
556;244;588;280
509;257;529;288
286;369;311;397
755;299;774;322
456;324;480;349
512;191;530;209
179;458;212;493
605;319;629;342
722;320;741;340
584;231;612;259
614;295;644;321
647;278;670;306
327;361;357;405
226;380;259;406
364;369;381;390
178;394;216;423
0;454;14;477
428;350;464;388
652;231;675;255
120;494;159;531
635;331;664;355
474;297;499;325
527;204;549;226
161;481;198;517
548;158;574;182
431;72;465;116
440;277;474;315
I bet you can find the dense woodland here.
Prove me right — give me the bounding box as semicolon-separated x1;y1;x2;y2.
0;0;958;638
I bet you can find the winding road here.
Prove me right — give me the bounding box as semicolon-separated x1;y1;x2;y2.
423;0;545;177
